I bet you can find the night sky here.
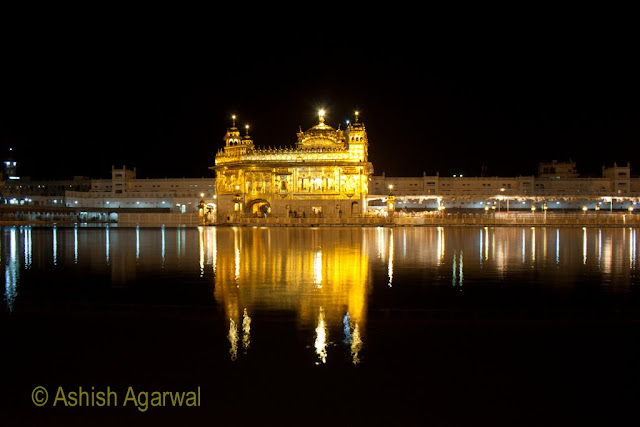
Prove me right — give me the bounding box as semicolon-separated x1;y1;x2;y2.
1;10;638;180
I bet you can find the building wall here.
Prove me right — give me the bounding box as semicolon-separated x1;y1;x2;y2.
65;167;214;213
368;165;640;212
1;176;91;206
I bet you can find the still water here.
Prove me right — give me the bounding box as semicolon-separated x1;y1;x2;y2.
2;225;640;425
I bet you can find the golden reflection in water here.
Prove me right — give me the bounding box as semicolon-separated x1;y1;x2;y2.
491;229;496;262
314;250;323;288
198;226;204;277
376;227;385;261
388;228;394;287
193;226;640;363
206;227;369;364
351;323;362;365
233;227;240;284
228;318;238;361
602;230;612;275
583;227;588;265
315;307;328;364
483;227;489;262
210;227;217;274
531;227;536;263
437;226;445;264
242;308;251;352
342;312;362;365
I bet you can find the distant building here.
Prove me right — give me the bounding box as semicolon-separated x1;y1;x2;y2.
538;160;578;178
65;166;215;213
368;162;639;212
213;111;373;222
1;175;91;206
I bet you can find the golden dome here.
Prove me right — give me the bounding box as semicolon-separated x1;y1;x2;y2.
297;110;343;148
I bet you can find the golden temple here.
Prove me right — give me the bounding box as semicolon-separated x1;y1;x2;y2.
212;110;373;222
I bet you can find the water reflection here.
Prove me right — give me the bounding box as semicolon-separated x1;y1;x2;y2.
387;228;394;287
4;227;18;312
74;226;78;264
52;226;57;266
207;227;370;365
314;307;328;364
630;228;637;269
23;226;32;269
556;229;560;265
242;308;251;353
105;227;110;264
228;318;238;361
583;227;588;265
2;225;640;363
452;250;463;287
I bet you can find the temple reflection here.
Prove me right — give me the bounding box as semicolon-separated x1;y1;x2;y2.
1;225;637;358
242;308;251;353
314;307;327;364
206;227;370;364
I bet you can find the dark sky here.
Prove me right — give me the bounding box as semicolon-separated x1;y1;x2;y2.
1;9;638;180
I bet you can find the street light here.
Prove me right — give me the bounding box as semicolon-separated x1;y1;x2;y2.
233;185;242;221
387;185;395;213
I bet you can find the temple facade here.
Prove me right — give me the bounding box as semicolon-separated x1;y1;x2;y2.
213;111;373;223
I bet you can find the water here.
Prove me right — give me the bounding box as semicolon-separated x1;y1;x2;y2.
2;225;640;425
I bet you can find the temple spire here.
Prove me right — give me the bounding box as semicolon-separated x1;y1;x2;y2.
318;109;325;124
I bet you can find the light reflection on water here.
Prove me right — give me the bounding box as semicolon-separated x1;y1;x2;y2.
2;225;640;365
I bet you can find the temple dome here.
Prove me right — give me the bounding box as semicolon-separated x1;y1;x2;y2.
297;112;343;148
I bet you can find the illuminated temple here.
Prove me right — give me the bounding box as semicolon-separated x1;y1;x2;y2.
213;110;373;222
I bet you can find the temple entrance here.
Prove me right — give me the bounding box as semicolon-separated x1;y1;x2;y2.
246;199;271;217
